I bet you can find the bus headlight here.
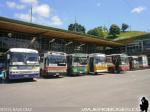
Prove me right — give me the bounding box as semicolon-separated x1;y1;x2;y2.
10;67;17;70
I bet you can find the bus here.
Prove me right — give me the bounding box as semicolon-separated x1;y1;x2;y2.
106;54;129;73
138;55;149;69
67;53;88;76
128;56;139;70
88;53;108;74
40;51;67;77
3;48;40;80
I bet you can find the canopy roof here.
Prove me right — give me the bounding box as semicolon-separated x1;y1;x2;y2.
0;16;122;47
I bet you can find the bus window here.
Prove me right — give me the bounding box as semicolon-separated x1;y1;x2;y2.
95;57;106;64
74;57;88;65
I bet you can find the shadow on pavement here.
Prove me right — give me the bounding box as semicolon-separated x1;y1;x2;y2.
66;74;87;77
0;78;37;84
39;75;64;80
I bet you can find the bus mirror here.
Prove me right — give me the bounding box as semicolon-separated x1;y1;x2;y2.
39;56;40;61
7;54;10;60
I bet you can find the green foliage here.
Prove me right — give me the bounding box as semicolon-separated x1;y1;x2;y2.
87;27;105;38
121;23;129;32
103;26;108;32
68;23;86;33
116;31;147;39
109;24;120;37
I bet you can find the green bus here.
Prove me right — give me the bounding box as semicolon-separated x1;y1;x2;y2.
67;53;88;76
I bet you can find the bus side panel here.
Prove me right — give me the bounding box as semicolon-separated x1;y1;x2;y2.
95;64;108;73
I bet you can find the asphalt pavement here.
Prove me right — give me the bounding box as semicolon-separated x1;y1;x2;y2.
0;69;150;112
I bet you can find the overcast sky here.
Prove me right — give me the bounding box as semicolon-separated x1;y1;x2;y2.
0;0;149;32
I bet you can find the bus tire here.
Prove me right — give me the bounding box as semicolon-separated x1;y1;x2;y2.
94;72;97;75
29;78;34;81
111;69;115;73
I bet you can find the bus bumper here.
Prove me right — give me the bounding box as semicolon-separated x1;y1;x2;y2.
119;66;129;71
71;71;87;75
9;73;39;79
46;72;66;76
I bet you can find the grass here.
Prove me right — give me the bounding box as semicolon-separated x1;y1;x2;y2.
104;31;148;40
116;31;147;39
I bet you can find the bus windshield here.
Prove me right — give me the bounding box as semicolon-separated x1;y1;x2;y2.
26;53;39;62
73;57;88;65
10;52;39;65
95;56;106;64
121;56;128;65
48;55;66;65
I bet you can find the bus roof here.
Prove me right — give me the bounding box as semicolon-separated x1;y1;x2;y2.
46;51;66;56
89;53;105;57
107;54;127;56
128;56;138;58
69;53;88;57
138;55;147;57
9;48;38;53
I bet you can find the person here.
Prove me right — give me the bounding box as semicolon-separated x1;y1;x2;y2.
140;97;149;112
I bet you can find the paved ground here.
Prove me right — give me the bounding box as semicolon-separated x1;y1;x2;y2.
0;69;150;112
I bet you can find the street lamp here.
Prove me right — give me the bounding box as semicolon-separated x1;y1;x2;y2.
64;41;73;53
8;33;12;38
65;41;73;46
49;39;55;43
49;39;55;50
75;43;85;53
78;44;85;47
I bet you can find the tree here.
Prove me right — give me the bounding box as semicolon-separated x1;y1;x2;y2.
68;23;86;33
87;27;105;38
122;23;129;32
103;26;108;32
109;24;120;37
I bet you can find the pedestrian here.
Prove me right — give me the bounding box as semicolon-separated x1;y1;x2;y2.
140;97;149;112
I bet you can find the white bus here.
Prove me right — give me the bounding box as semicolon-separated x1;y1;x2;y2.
128;56;139;70
40;51;67;77
88;53;108;74
138;55;149;68
3;48;40;80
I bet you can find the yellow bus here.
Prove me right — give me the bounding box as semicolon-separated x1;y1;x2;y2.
88;53;107;75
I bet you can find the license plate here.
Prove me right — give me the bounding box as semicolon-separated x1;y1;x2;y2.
24;75;29;78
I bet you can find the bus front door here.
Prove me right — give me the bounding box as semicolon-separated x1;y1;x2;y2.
89;57;94;73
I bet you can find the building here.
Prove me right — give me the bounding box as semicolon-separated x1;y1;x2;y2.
113;33;150;66
0;16;122;54
1;16;150;65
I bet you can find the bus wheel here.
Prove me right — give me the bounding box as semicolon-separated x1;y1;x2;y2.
116;70;120;74
94;72;97;75
111;70;115;73
28;78;34;81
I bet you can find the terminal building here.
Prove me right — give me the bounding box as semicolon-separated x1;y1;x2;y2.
0;17;121;54
0;16;150;65
114;34;150;66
